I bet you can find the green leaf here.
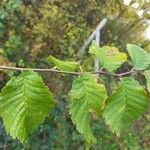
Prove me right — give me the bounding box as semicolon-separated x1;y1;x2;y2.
89;41;127;71
127;44;150;70
47;55;81;71
144;70;150;92
0;71;55;143
69;73;107;144
103;77;149;136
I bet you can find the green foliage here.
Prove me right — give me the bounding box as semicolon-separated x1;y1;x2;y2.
0;71;55;143
47;55;81;71
69;73;107;145
7;0;22;10
1;42;150;149
144;70;150;92
5;35;22;58
127;44;150;70
0;0;149;67
0;0;150;149
103;77;149;136
89;41;127;71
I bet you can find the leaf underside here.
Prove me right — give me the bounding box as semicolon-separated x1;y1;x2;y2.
127;43;150;70
103;77;149;136
69;73;107;144
89;41;127;71
0;71;55;143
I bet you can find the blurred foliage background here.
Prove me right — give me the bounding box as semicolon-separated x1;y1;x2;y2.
0;0;150;149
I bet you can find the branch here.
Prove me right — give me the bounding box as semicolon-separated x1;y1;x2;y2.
0;66;135;77
0;66;80;75
93;69;134;77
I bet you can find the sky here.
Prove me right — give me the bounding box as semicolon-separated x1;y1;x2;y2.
124;0;150;39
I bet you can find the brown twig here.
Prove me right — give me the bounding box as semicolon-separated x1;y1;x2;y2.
0;66;135;77
0;66;80;75
93;69;134;77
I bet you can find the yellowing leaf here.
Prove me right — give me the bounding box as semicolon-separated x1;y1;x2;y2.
89;41;127;71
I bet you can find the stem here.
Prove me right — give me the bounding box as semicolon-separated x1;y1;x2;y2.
0;66;134;77
117;69;134;77
0;66;80;75
93;69;135;77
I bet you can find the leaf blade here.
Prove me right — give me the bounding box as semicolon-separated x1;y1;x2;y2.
89;41;127;71
0;71;55;143
47;55;81;71
69;73;107;144
127;44;150;70
103;77;149;135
